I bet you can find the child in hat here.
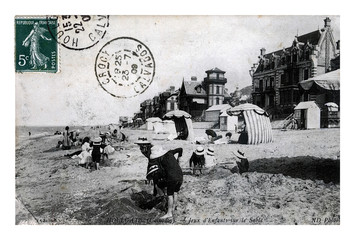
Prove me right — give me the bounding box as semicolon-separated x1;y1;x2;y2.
204;147;216;168
189;146;205;175
91;137;102;170
235;150;249;173
149;145;183;219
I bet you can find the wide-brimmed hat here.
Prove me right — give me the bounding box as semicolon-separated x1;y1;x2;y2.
235;150;247;160
93;137;102;143
135;137;151;145
195;146;205;156
150;145;168;159
206;147;215;156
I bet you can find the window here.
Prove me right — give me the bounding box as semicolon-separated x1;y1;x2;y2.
293;91;299;103
216;98;220;105
170;102;175;110
281;74;286;85
305;50;310;60
293;70;299;84
270;77;274;88
293;53;298;63
304;69;309;80
216;86;220;94
196;86;201;93
254;80;259;91
210;73;217;79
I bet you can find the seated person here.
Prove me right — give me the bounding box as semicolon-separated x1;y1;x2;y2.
204;147;216;168
238;123;248;144
235;150;249;173
189;146;205;175
175;127;188;140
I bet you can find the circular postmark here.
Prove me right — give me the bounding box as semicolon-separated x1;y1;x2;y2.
95;37;155;98
46;15;109;50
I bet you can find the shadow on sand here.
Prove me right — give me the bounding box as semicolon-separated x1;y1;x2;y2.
249;156;340;184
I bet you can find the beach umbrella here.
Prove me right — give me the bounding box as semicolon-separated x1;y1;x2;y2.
205;129;217;138
163;110;191;119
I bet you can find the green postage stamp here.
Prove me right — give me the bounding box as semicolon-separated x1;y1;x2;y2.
15;17;58;73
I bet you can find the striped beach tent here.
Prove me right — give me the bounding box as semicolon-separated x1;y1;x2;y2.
227;103;273;144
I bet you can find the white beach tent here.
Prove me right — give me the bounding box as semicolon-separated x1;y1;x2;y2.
162;120;176;135
294;101;321;129
220;110;238;131
146;117;162;131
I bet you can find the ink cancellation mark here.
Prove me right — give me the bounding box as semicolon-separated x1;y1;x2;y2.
15;17;58;73
46;15;109;50
95;37;155;98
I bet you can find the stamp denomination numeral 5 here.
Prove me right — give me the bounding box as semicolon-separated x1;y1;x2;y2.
18;55;29;67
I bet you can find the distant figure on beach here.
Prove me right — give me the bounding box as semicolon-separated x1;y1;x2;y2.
91;137;102;170
62;126;71;150
232;150;249;174
78;137;92;169
175;126;188;140
65;136;90;158
204;147;216;168
189;146;205;175
238;121;248;144
111;127;127;142
28;132;31;137
149;145;183;219
69;130;80;146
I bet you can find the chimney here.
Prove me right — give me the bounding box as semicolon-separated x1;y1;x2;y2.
336;40;340;50
324;17;331;28
170;86;175;92
191;76;197;81
260;48;266;56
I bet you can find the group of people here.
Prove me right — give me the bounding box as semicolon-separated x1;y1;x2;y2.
61;126;128;171
189;146;216;175
57;126;81;150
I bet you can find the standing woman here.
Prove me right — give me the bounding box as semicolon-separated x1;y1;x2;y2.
62;126;71;150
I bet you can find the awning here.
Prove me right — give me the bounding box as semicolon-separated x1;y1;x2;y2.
299;69;340;91
227;103;268;116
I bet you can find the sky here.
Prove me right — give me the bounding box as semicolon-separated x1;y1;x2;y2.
15;15;340;126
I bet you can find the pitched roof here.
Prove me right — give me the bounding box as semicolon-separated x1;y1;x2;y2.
182;81;206;96
206;104;231;112
206;67;225;73
294;101;320;110
297;30;322;45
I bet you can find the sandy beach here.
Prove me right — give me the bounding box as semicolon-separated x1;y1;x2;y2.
15;126;340;225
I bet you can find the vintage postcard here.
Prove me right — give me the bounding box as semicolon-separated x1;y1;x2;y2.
15;15;340;225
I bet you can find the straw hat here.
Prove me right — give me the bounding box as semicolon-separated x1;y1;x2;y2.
206;147;215;156
195;146;205;156
134;137;151;145
93;137;102;143
235;150;247;160
150;145;168;159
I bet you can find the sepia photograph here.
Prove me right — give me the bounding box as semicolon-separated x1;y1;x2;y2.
14;14;342;227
